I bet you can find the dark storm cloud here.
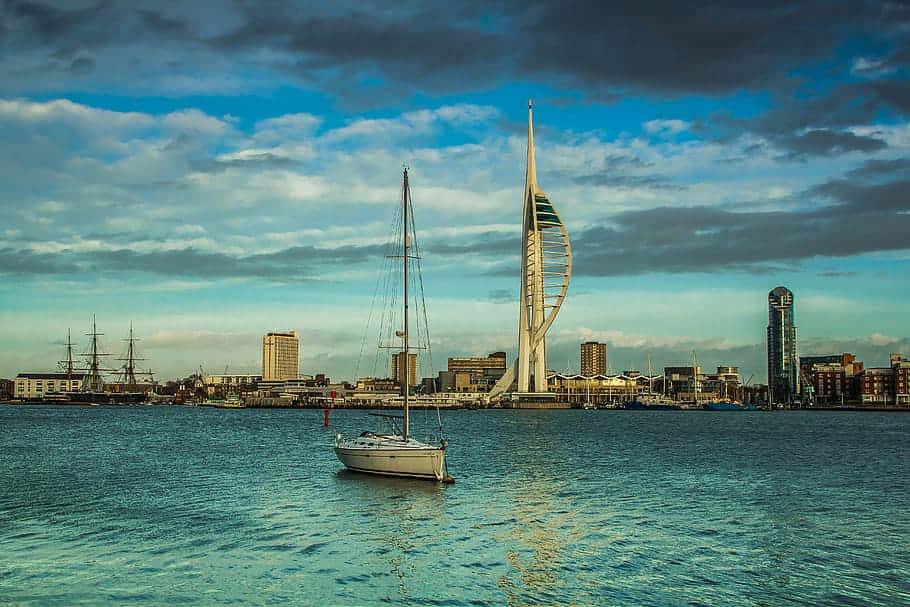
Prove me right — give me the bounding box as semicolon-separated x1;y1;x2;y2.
710;77;910;156
0;242;387;281
68;56;93;73
3;0;106;40
138;9;191;37
517;0;870;94
778;129;888;159
570;172;910;276
3;1;906;103
211;10;505;80
845;157;910;179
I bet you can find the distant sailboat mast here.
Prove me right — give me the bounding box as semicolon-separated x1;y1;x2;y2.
648;353;654;394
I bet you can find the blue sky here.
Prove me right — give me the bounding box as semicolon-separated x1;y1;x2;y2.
1;1;909;383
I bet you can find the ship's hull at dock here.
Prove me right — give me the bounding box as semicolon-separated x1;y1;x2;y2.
65;392;147;405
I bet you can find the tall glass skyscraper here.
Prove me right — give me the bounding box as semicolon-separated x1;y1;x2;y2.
767;287;798;405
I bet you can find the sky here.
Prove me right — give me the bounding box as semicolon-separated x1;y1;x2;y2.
1;0;909;384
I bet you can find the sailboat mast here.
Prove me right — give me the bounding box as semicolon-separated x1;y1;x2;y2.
402;167;410;442
648;353;653;393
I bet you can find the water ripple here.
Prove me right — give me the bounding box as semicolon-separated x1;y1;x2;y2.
1;406;909;605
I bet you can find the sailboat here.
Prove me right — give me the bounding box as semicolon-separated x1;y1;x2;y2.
634;353;680;410
333;167;450;481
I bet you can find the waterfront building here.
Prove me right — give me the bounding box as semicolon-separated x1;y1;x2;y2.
861;354;910;405
861;368;893;405
391;352;418;388
664;366;701;401
447;352;507;373
580;342;607;376
892;354;910;406
490;102;572;399
0;378;12;400
356;377;400;392
548;373;650;405
439;352;508;392
14;373;83;399
799;354;863;405
262;331;299;381
203;374;263;387
703;366;742;401
767;286;798;405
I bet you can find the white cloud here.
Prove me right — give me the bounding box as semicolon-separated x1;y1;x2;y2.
162;109;233;136
37;200;67;213
0;98;154;132
173;224;207;236
850;56;895;77
643;119;690;136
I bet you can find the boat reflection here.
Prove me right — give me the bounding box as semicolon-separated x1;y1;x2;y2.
332;469;448;602
334;469;446;496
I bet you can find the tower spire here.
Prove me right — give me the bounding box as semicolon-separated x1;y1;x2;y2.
527;99;537;187
489;102;573;399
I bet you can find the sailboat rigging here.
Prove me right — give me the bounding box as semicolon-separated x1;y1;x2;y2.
333;167;450;482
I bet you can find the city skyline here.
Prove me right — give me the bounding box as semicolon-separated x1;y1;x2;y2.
2;3;909;384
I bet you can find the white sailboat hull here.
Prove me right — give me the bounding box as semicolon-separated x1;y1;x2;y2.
334;434;446;481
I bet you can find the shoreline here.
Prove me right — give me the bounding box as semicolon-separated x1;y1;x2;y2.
3;400;910;412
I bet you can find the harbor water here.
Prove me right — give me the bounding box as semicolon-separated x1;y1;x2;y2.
1;405;908;605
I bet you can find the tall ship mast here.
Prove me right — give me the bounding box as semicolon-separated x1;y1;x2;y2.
58;329;78;385
81;315;112;392
117;322;155;390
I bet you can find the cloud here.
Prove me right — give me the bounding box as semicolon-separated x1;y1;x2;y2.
3;1;907;110
487;289;513;303
644;119;690;136
426;233;519;257
711;79;910;156
778;129;888;158
571;172;680;190
569;168;910;276
0;243;388;282
191;152;301;174
517;0;900;96
845;157;910;180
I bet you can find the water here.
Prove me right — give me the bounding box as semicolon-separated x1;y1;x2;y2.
1;405;908;606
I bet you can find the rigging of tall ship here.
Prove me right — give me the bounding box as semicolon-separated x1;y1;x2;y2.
46;317;157;405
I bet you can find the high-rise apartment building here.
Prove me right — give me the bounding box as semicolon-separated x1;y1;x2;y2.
767;287;798;404
392;352;418;388
580;341;607;376
262;331;299;381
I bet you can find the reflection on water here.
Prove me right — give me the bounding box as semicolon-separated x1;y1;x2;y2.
1;406;909;606
332;468;447;602
496;480;566;605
